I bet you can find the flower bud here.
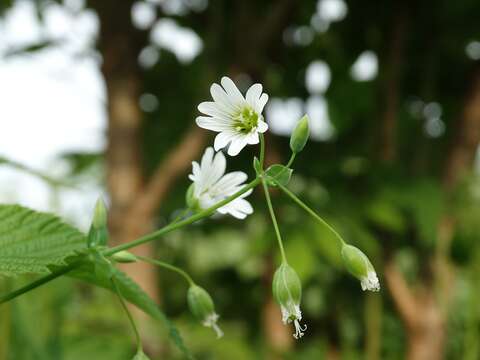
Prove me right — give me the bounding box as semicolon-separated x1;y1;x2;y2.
93;197;107;229
341;244;380;292
289;115;310;154
111;251;138;263
187;285;223;338
272;263;307;339
87;197;109;248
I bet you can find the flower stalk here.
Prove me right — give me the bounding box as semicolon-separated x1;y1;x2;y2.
261;178;287;264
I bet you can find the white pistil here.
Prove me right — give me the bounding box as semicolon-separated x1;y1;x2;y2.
293;319;307;339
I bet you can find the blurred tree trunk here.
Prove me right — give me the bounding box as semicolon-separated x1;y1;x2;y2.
385;64;480;360
91;1;160;303
90;3;166;355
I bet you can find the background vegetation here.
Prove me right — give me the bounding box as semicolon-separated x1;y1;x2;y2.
1;0;480;359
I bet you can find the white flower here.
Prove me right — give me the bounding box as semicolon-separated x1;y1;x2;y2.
188;147;253;219
196;76;269;156
280;303;307;339
361;270;380;292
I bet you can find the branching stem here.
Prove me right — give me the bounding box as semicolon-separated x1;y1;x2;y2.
137;256;194;286
273;180;346;246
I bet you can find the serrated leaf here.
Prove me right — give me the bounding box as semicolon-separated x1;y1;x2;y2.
265;164;293;187
0;205;87;276
69;263;193;359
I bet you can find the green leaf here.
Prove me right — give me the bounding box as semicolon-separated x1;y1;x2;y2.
265;164;293;187
0;205;86;276
69;263;193;359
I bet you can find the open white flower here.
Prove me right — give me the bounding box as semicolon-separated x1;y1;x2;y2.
188;147;253;219
196;76;269;156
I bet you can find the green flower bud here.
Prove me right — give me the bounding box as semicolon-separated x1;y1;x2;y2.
272;263;307;339
289;115;310;154
111;251;138;263
87;197;109;248
341;244;380;292
187;285;223;338
93;197;107;229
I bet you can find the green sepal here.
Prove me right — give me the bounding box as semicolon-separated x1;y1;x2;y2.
289;115;310;154
187;285;215;323
341;244;372;279
272;263;302;317
265;164;293;187
111;251;138;263
186;183;200;211
253;156;262;175
87;198;109;248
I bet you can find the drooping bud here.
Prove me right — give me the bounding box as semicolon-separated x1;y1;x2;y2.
87;197;109;248
289;115;310;154
272;263;307;339
187;285;223;338
341;244;380;292
111;251;138;263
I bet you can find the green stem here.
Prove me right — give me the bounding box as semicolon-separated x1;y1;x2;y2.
0;178;261;304
111;277;142;352
171;208;190;224
137;256;194;286
286;153;296;168
261;178;287;263
0;261;81;304
274;180;346;246
259;133;265;169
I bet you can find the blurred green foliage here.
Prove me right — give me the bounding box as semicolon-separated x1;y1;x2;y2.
2;0;480;359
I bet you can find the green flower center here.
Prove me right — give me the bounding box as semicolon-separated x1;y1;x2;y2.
232;107;259;134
